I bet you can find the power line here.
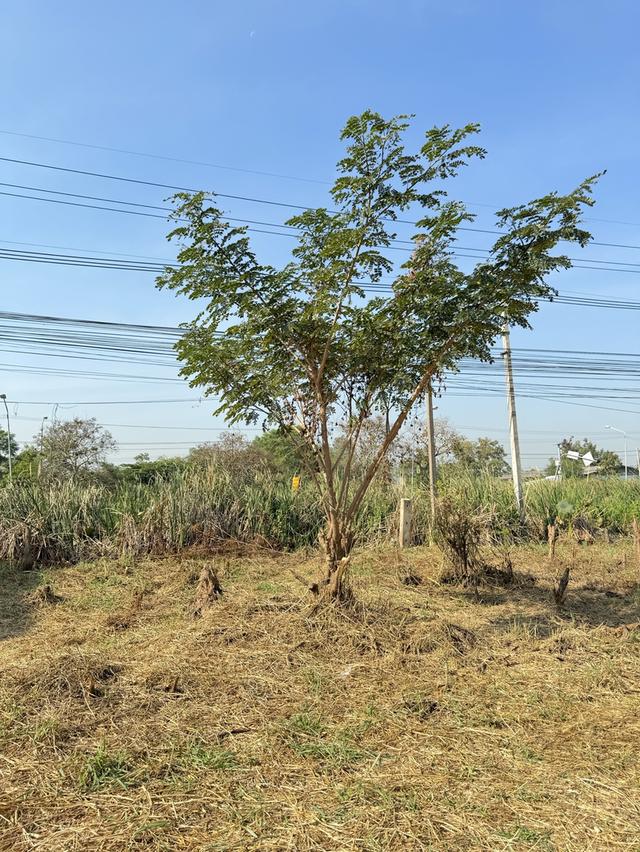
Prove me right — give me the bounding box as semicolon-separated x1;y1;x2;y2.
0;189;314;241
0;129;331;185
0;238;174;263
12;414;259;432
4;127;640;231
8;179;640;261
6;184;640;270
0;247;167;273
2;154;640;252
4;239;640;286
446;387;640;416
10;398;202;405
7;386;640;416
1;362;182;384
4;180;640;275
0;310;182;334
0;182;315;238
5;311;640;367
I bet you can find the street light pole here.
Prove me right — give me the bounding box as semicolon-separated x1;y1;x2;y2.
0;394;12;482
605;425;628;480
39;415;48;478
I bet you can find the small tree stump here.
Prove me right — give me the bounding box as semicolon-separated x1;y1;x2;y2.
192;564;223;618
553;566;570;607
29;584;63;606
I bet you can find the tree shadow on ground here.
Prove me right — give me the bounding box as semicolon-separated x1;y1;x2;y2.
456;576;640;635
0;563;42;640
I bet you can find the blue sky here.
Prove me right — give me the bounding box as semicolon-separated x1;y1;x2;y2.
1;0;639;467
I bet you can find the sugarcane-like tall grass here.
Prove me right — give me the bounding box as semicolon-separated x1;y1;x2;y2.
1;468;638;565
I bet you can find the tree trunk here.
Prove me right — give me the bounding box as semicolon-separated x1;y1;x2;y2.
312;513;354;605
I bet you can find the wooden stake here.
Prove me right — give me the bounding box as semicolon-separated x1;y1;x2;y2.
632;518;640;567
548;523;557;559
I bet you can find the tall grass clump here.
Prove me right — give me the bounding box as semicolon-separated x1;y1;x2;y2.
1;467;639;566
525;477;640;537
0;479;118;564
0;467;334;564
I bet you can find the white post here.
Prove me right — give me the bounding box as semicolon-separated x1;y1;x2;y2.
501;327;524;518
399;498;412;548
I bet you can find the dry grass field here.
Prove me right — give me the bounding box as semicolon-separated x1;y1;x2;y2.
1;540;639;851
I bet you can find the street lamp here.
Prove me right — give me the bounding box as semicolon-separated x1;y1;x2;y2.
0;394;12;482
605;425;628;480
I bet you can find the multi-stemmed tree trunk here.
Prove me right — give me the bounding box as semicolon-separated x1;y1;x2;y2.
310;367;440;602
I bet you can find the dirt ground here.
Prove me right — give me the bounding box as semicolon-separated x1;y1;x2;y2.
0;540;639;851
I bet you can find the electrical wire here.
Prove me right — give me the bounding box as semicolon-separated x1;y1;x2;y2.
3;127;639;232
0;129;331;185
2;154;640;252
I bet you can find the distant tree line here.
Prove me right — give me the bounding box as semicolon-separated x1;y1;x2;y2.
0;416;625;488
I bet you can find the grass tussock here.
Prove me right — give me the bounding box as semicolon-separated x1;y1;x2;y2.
1;540;639;849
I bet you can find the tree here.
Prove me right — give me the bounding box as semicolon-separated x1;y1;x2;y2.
443;436;509;477
107;455;186;484
333;415;401;483
39;418;116;482
10;446;39;482
0;428;19;480
157;110;598;602
398;415;462;481
545;437;620;478
188;432;271;479
251;429;310;478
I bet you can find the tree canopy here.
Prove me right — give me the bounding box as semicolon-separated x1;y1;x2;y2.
442;436;509;478
157;110;599;600
39;418;116;482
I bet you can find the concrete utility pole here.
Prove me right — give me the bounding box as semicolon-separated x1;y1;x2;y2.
501;327;524;518
0;394;12;482
425;380;437;521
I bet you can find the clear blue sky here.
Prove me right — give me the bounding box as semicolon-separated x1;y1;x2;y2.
1;0;639;467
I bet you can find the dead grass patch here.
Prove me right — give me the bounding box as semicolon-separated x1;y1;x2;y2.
0;541;639;850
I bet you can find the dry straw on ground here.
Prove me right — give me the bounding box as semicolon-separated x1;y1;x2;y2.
0;540;639;850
